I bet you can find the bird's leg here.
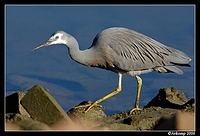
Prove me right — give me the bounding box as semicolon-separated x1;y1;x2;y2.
130;75;142;114
73;103;105;109
74;73;122;113
84;73;122;113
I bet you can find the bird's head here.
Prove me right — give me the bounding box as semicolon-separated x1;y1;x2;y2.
33;31;69;51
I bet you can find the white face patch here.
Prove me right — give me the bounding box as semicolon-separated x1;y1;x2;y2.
53;33;63;39
49;33;64;45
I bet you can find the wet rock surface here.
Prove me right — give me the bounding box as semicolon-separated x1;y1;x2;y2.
144;87;188;109
5;86;195;131
67;101;107;128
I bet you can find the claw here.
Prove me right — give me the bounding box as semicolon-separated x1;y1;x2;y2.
73;103;105;113
84;103;105;113
73;104;91;109
129;107;142;114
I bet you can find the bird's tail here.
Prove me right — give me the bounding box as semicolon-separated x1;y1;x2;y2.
163;65;183;75
154;46;191;75
168;47;192;65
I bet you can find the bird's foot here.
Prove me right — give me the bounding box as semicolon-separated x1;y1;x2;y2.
129;107;142;114
73;103;105;113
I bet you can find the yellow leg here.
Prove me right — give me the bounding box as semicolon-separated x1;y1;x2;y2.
73;103;105;109
130;75;142;114
74;73;122;113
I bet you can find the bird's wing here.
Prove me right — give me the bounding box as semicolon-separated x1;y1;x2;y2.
95;28;191;73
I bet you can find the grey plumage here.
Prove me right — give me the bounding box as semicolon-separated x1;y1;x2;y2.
89;27;191;75
33;27;191;75
33;27;191;113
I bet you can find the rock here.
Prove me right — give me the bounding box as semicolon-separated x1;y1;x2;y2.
104;107;177;130
5;121;21;130
123;108;178;130
94;123;136;130
6;85;194;130
144;87;188;109
5;113;50;130
6;113;32;124
103;87;194;130
16;120;51;130
181;98;195;112
6;92;30;117
20;85;75;127
154;110;195;130
67;101;107;129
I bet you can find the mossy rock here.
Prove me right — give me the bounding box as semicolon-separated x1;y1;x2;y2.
20;85;74;127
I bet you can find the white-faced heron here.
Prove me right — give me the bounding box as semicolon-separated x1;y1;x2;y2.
33;27;191;114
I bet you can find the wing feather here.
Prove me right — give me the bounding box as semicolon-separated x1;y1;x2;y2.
91;27;191;73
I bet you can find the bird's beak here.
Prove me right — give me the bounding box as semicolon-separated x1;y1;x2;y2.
33;39;55;51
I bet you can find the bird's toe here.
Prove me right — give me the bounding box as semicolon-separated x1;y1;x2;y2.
73;103;105;113
129;107;142;114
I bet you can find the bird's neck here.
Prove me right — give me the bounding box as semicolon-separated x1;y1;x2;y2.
66;42;95;67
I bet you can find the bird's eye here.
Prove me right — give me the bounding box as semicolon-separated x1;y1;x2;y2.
55;36;59;39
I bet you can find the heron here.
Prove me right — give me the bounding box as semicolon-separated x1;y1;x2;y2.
33;27;191;114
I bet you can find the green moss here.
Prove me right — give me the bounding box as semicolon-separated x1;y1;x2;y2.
20;85;74;126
